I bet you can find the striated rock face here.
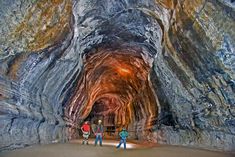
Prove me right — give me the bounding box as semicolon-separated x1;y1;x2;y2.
0;0;235;152
151;0;235;150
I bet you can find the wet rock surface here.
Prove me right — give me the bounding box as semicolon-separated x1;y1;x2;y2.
0;0;235;152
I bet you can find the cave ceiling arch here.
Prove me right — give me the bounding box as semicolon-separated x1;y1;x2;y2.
0;0;235;151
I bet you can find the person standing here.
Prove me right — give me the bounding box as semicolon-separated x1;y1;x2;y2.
81;121;91;145
94;120;104;146
116;128;128;149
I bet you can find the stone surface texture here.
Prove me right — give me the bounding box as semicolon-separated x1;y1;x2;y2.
0;0;234;152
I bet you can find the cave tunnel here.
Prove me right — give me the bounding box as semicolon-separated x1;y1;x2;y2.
0;0;235;156
66;47;159;139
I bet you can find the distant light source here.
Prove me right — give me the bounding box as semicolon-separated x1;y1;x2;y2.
117;67;131;75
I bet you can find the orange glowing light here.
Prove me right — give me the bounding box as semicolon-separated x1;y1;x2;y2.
120;68;130;73
118;67;131;75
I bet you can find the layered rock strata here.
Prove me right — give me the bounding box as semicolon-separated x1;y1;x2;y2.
0;0;234;151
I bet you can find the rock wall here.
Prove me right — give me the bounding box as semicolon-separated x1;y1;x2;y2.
0;0;78;150
0;0;234;152
150;0;235;151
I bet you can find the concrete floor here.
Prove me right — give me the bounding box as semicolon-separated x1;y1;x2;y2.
0;139;234;157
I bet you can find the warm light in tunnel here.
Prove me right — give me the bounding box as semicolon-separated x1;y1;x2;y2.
67;49;158;136
117;67;131;75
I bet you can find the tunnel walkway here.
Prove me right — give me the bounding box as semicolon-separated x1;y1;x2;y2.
0;140;234;157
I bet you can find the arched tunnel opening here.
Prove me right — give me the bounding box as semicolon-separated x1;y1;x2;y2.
66;47;159;140
0;0;235;154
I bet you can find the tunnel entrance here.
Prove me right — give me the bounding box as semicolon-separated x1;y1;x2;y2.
66;47;159;139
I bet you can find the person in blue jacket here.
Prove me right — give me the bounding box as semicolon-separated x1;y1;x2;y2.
116;128;128;149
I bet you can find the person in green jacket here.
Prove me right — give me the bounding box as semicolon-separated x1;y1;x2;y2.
116;128;128;149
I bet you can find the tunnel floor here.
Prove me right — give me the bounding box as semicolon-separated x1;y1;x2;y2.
0;140;233;157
